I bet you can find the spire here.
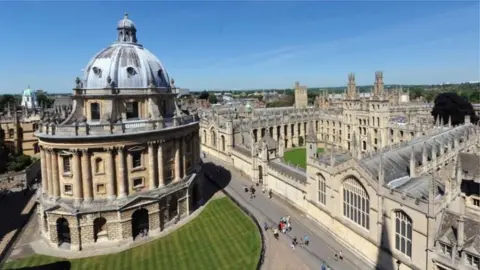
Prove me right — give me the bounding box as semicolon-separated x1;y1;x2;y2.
306;121;317;143
428;171;437;217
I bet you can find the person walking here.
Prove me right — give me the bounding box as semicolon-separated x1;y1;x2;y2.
303;234;309;247
291;236;298;250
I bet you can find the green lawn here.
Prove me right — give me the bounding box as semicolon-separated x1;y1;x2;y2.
3;198;261;270
283;147;324;168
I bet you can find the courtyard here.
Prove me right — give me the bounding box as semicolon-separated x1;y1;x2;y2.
3;197;261;270
283;147;324;168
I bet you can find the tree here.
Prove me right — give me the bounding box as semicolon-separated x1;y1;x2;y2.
0;94;16;111
208;94;218;104
36;93;54;108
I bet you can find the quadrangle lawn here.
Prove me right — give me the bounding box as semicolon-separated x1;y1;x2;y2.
3;197;261;270
283;147;324;168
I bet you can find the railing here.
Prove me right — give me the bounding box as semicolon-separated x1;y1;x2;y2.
36;114;199;136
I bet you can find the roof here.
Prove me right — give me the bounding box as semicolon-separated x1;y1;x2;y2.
258;132;277;150
361;124;471;184
438;211;480;252
82;14;170;90
269;160;307;182
22;88;33;96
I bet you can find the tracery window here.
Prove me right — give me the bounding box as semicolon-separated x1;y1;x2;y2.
343;177;370;229
317;173;326;205
395;211;412;257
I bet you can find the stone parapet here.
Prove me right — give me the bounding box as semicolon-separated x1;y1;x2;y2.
36;114;199;137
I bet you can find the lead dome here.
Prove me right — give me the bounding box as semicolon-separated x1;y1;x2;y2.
83;13;171;89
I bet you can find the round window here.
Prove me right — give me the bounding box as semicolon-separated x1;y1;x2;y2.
127;67;136;76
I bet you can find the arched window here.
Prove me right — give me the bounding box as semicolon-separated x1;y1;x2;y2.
317;173;326;205
343;177;370;229
210;130;216;147
221;135;225;151
395;211;412;257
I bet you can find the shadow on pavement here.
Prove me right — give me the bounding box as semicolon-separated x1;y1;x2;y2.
201;162;231;203
4;261;71;270
0;189;35;261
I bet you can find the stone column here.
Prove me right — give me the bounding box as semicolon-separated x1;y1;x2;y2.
157;141;164;187
45;149;53;197
182;137;188;175
116;147;127;198
51;150;60;199
81;149;93;201
175;139;181;181
71;149;83;203
40;147;48;194
148;142;157;190
105;148;116;200
192;134;197;168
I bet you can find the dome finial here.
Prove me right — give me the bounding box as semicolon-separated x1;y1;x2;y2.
124;12;128;19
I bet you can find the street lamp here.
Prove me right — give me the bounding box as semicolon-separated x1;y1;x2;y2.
396;259;401;270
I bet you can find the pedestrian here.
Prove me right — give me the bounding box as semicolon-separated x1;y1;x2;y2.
291;236;298;250
303;234;309;247
273;228;279;239
263;222;269;231
321;261;327;270
339;250;343;261
268;189;272;199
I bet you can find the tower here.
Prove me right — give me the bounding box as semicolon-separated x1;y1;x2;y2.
21;85;38;110
306;121;317;160
342;73;361;150
294;81;308;109
367;71;390;150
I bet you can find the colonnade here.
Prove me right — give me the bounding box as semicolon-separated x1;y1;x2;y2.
39;131;200;202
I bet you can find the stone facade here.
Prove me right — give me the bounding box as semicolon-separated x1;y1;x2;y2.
34;14;203;251
200;72;480;270
294;81;308;109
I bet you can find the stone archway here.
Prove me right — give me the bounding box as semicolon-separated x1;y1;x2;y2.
299;136;304;146
131;208;149;240
93;217;107;242
56;218;71;247
258;165;263;184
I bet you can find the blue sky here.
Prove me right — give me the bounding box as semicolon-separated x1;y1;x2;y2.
0;1;478;93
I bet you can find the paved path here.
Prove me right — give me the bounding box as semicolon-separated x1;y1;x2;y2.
203;157;375;270
0;190;36;263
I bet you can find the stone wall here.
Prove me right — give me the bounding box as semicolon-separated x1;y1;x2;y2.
0;159;40;189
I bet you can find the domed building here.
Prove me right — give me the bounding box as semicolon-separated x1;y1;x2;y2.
35;13;203;251
21;86;38;110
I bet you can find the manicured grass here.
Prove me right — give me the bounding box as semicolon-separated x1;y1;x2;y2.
3;197;261;270
283;147;324;168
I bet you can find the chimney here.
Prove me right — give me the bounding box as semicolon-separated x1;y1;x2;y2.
465;115;471;124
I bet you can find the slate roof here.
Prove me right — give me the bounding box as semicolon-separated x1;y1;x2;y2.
269;160;307;182
361;125;471;184
438;211;480;252
258;132;277;150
